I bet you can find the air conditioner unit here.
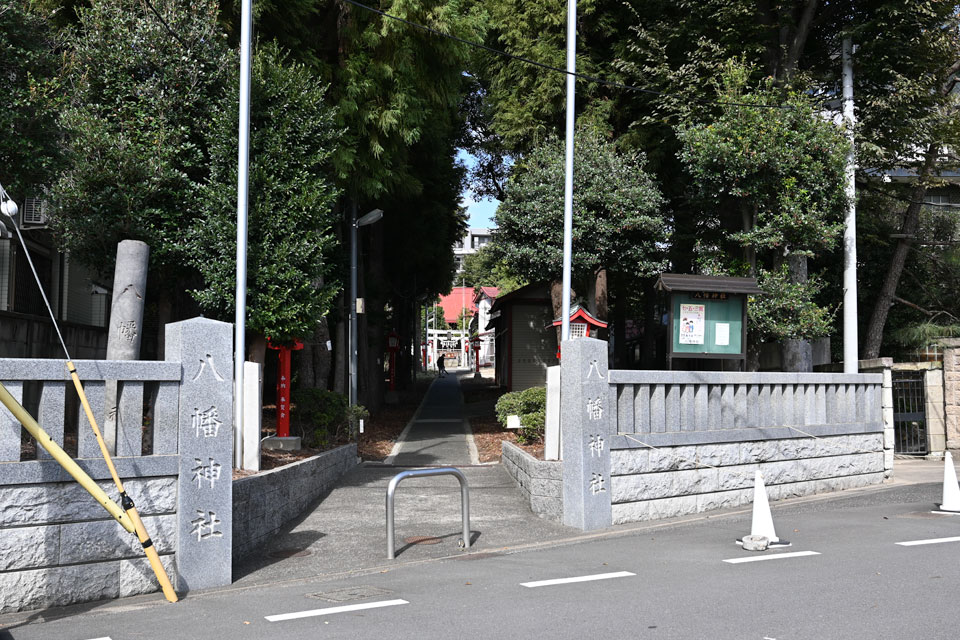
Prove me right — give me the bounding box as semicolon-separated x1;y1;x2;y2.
20;197;48;229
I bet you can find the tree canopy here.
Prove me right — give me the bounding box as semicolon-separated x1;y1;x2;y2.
186;43;343;345
492;127;668;304
0;3;63;199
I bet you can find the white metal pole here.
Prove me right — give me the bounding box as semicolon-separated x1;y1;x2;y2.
842;38;859;373
560;0;577;343
234;0;253;467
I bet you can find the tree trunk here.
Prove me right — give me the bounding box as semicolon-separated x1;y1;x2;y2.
297;316;332;390
332;306;346;395
550;279;567;345
593;268;608;322
862;143;940;359
641;277;657;369
248;333;267;367
361;220;385;414
611;283;626;367
155;294;172;358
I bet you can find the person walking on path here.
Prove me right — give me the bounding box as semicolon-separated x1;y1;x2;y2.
437;353;446;377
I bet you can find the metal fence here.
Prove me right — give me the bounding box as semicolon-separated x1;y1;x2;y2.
892;371;927;455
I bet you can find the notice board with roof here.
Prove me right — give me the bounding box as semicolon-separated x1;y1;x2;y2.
655;274;763;370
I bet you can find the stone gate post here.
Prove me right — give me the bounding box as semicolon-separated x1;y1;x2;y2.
560;338;613;530
166;318;234;591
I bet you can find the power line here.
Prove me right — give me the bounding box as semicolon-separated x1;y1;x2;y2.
142;0;188;48
340;0;796;111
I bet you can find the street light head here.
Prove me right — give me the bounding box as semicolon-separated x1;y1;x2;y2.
357;208;383;227
0;198;17;219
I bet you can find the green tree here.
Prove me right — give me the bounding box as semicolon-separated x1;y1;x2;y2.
492;127;668;323
50;0;231;322
0;3;63;200
186;43;343;352
460;245;525;295
677;63;849;356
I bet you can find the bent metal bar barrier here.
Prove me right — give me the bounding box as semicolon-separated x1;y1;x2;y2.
386;467;471;559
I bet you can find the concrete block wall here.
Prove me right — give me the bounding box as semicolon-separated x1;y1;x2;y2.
0;477;177;614
501;441;562;522
232;444;358;560
610;433;883;524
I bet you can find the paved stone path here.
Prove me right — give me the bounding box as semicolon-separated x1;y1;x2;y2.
385;370;477;466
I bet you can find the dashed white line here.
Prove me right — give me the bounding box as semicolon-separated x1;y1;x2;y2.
723;551;821;564
896;536;960;547
265;599;409;622
520;571;636;588
85;637;112;640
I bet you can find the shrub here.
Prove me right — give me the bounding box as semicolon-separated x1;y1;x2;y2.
291;389;369;448
495;386;547;444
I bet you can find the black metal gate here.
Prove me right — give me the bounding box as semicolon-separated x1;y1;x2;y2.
892;372;928;455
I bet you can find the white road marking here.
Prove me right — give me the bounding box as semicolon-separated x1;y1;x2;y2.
265;599;409;622
520;571;636;588
86;637;112;640
723;551;821;564
896;536;960;547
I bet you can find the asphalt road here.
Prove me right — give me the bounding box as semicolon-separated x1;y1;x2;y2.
3;479;959;640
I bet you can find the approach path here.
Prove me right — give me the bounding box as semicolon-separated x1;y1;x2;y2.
231;368;574;586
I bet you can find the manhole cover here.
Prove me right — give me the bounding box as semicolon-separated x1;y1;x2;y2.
404;535;442;545
307;586;394;603
267;548;313;558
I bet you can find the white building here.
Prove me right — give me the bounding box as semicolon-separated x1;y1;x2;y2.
453;228;493;273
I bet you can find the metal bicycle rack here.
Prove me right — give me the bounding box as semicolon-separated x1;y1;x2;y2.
386;467;471;559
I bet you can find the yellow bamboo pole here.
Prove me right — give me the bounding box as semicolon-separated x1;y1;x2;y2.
0;381;133;533
65;361;179;603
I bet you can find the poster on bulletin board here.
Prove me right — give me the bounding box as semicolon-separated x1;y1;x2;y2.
678;304;705;345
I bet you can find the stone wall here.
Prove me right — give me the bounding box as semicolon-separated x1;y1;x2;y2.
0;477;177;614
610;433;883;524
0;317;233;613
559;338;886;531
232;444;358;560
501;441;562;522
941;340;960;450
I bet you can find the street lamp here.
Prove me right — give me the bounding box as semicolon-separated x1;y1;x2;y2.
350;206;383;407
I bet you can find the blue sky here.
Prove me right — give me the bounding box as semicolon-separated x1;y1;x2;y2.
457;149;499;229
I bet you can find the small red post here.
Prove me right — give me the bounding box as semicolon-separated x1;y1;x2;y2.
474;342;480;373
267;338;303;438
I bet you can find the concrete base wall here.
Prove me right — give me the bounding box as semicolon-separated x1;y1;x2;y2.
610;434;884;525
0;477;177;614
232;444;358;560
502;441;562;522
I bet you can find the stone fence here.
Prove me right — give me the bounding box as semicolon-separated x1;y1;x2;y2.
559;339;887;530
0;317;233;613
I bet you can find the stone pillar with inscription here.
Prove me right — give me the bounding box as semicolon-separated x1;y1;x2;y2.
103;240;150;452
561;337;613;530
167;317;233;591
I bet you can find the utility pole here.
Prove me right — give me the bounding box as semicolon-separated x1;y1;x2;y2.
560;0;577;343
842;38;859;373
233;0;252;467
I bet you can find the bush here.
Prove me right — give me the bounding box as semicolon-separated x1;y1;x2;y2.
291;389;369;449
495;386;547;444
